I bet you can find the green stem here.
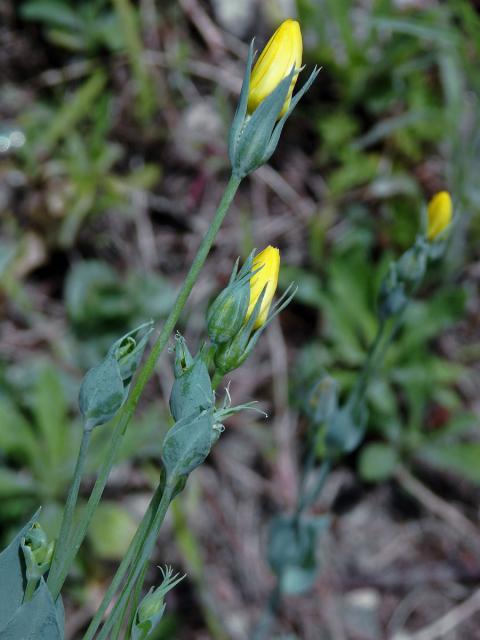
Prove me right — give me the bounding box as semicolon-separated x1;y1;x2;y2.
370;278;423;385
47;428;91;590
127;560;150;634
23;578;39;603
252;584;280;640
211;369;224;390
97;483;174;640
48;174;241;600
349;319;386;408
82;483;164;640
296;458;331;517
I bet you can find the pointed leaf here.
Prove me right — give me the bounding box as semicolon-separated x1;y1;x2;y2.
0;578;64;639
0;509;41;628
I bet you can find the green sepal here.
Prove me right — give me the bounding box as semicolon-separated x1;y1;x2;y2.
21;522;54;597
108;321;154;385
262;66;321;165
0;578;64;640
213;282;297;375
228;40;254;165
79;354;125;431
131;567;185;640
232;69;295;178
162;408;216;480
305;374;338;425
213;287;267;374
427;238;448;260
378;263;407;320
267;514;329;595
169;337;213;422
396;236;427;283
206;253;254;344
229;46;319;178
324;402;368;457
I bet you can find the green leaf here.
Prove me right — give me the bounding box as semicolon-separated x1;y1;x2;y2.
420;443;480;484
0;397;37;463
0;468;36;499
268;515;329;595
88;502;138;560
0;578;64;639
325;404;367;456
20;0;81;30
0;510;40;628
358;443;399;482
32;364;67;470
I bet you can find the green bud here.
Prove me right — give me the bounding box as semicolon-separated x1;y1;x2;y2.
79;321;153;430
21;522;54;600
110;321;154;385
213;322;260;375
206;255;253;344
267;514;328;595
324;402;367;457
213;282;297;375
396;238;427;283
377;263;407;321
169;336;213;422
132;567;185;640
162;408;217;481
306;375;338;425
229;41;319;178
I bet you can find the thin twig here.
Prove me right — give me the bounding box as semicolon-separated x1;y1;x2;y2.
393;587;480;640
394;466;480;548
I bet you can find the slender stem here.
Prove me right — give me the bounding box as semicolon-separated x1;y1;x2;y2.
296;458;331;517
372;278;423;380
82;482;164;640
23;578;39;603
212;369;224;390
128;560;149;633
47;429;91;590
349;319;386;408
48;174;241;599
97;483;174;640
252;584;280;640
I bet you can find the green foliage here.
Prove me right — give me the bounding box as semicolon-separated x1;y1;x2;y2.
267;514;329;595
358;443;399;483
65;260;175;367
89;502;138;561
20;0;123;53
0;579;64;639
0;360;165;558
290;233;468;481
17;92;160;246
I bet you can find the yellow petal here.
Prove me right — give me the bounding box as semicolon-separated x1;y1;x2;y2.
427;191;453;240
246;246;280;329
247;19;303;118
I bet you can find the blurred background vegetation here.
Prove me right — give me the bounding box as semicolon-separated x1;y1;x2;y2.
1;0;480;638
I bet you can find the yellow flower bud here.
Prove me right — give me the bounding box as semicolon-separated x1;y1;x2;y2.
247;19;303;118
427;191;453;240
246;246;280;329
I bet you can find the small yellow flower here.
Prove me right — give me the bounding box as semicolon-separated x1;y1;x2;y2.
247;19;303;118
427;191;453;240
246;246;280;329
